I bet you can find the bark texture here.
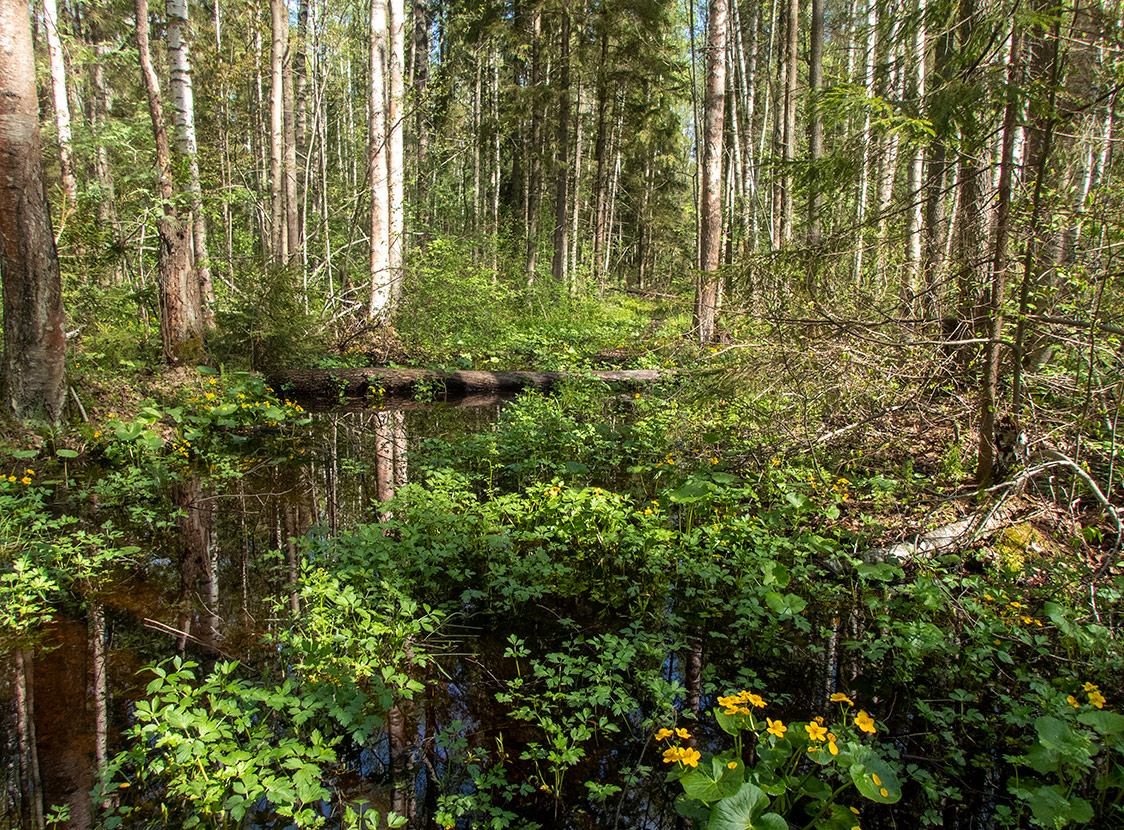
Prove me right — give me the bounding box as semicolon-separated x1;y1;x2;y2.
0;0;67;424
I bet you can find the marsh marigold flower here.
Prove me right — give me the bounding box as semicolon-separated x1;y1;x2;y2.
831;692;854;706
654;728;674;741
854;711;877;734
675;727;691;740
805;721;828;742
1067;695;1080;709
662;746;701;767
1089;690;1106;709
766;717;787;738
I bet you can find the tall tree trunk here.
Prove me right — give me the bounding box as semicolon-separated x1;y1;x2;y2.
695;0;727;343
592;26;610;287
270;0;287;262
388;0;406;303
91;38;123;279
0;0;67;424
412;0;431;224
136;0;203;365
526;6;544;284
921;18;951;324
780;0;798;244
369;0;391;317
283;31;301;266
807;0;824;291
903;0;927;315
977;28;1023;487
166;0;214;327
552;8;572;284
41;0;77;210
853;0;878;284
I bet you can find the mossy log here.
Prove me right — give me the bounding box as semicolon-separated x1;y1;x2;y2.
266;367;668;403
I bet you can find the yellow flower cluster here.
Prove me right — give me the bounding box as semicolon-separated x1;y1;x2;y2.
718;690;767;715
655;726;700;767
662;746;701;767
1084;682;1106;709
7;469;35;485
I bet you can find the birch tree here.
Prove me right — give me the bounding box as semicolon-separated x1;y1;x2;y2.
166;0;214;325
695;0;727;343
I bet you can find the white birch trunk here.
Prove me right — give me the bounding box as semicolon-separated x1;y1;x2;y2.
42;0;77;207
166;0;214;325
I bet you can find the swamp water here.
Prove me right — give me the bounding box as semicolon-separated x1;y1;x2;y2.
5;391;1067;830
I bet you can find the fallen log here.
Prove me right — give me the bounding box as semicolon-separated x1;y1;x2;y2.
266;367;668;402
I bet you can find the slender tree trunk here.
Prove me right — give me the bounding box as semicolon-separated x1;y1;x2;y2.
388;0;405;303
592;27;610;287
0;0;67;423
283;32;301;266
166;0;214;326
369;0;391;317
977;28;1022;487
270;0;287;261
526;6;544;283
807;0;824;291
780;0;798;243
903;0;928;315
41;0;77;209
922;20;951;324
91;39;123;279
552;8;572;284
695;0;727;343
854;0;877;284
136;0;203;364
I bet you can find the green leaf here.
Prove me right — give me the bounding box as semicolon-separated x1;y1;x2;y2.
56;449;79;458
765;591;807;617
680;756;744;803
849;749;901;804
707;783;786;830
13;450;36;459
1077;710;1124;737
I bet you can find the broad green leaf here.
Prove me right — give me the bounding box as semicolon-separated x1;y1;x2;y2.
707;782;786;830
56;448;79;458
849;750;901;804
1077;710;1124;737
680;756;744;802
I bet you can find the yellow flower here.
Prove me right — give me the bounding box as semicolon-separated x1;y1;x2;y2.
831;692;854;706
726;761;738;769
662;746;701;767
854;711;877;734
1067;695;1080;709
25;469;34;476
7;476;15;482
1089;690;1106;709
805;721;828;742
827;733;839;755
1083;682;1099;692
871;773;881;786
766;718;787;738
20;477;31;485
675;727;691;740
879;788;889;798
654;728;674;741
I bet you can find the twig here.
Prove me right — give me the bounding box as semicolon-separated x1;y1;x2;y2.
143;618;236;660
69;386;88;423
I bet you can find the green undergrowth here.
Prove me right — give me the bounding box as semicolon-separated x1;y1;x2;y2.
4;345;1124;829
